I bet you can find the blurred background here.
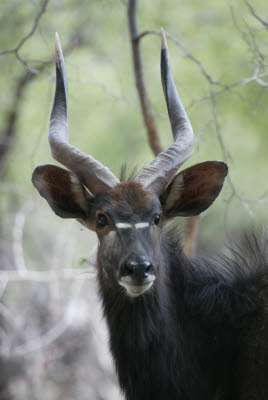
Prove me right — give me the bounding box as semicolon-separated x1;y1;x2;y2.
0;0;267;398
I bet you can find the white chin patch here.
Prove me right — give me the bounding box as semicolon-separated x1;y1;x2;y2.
119;281;154;298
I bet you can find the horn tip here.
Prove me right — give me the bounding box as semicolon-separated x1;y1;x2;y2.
55;32;60;49
55;32;63;65
161;28;167;50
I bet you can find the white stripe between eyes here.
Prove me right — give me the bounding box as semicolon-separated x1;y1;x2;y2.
135;222;149;229
115;223;132;229
115;222;150;229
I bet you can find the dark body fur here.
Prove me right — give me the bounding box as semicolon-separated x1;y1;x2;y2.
31;29;268;400
97;230;268;400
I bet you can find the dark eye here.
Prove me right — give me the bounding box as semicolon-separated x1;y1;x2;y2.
97;214;108;227
153;214;160;226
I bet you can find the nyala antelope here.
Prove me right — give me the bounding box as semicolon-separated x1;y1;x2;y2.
32;30;268;400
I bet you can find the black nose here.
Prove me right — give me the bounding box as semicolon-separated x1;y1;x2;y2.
124;256;153;279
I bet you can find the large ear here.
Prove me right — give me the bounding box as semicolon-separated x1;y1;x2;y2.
32;164;96;229
160;161;228;219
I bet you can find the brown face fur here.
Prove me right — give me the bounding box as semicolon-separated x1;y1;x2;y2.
95;182;162;297
97;182;160;224
109;182;153;210
95;181;160;235
32;162;227;297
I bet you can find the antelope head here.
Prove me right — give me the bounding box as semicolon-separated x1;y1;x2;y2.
32;31;227;298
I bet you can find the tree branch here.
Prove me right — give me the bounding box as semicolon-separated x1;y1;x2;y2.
0;269;96;283
245;0;268;29
0;33;91;178
0;72;32;177
136;21;268;228
127;0;163;156
127;2;200;255
0;0;49;74
183;216;200;256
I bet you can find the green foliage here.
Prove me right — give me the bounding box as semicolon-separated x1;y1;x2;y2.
0;0;267;250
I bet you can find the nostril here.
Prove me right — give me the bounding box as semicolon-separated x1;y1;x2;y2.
124;260;137;275
144;261;152;273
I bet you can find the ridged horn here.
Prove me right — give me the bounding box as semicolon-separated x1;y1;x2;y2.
135;28;194;194
48;33;119;195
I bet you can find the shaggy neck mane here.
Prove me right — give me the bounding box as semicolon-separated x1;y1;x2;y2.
96;229;203;398
96;230;268;399
97;228;187;346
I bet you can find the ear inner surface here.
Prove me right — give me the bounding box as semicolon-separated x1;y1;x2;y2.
160;161;228;218
32;164;94;220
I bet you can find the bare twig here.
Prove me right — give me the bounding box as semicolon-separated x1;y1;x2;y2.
137;26;267;251
13;275;90;357
127;0;163;156
0;268;96;283
0;72;32;176
138;23;268;221
13;316;68;357
12;202;34;272
137;29;214;84
0;303;20;331
0;279;8;300
245;0;268;29
0;0;49;74
183;216;200;256
0;33;91;178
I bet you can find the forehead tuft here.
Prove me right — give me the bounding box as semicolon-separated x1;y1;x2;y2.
108;182;154;211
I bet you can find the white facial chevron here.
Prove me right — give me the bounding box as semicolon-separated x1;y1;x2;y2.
115;222;150;230
115;223;132;229
135;222;149;229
